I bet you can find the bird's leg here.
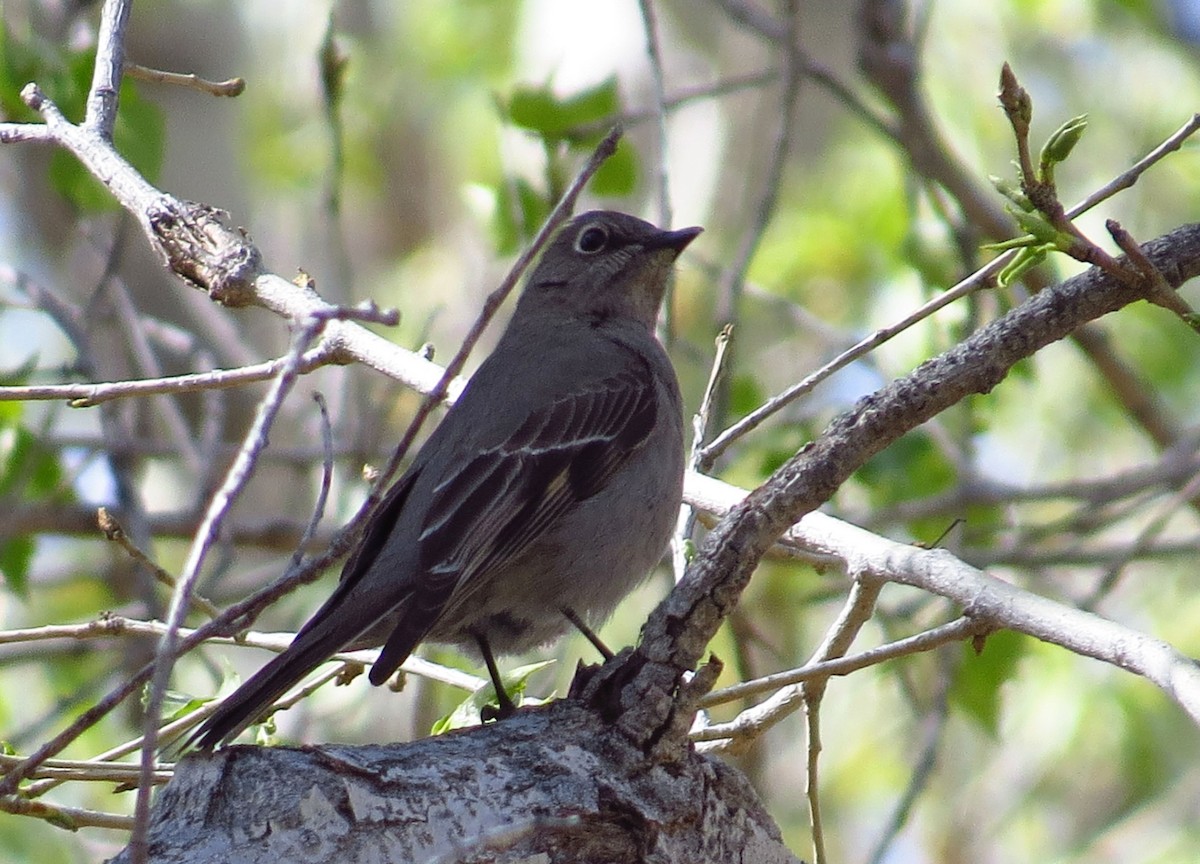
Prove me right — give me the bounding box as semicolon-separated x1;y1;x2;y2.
475;633;517;720
562;607;613;660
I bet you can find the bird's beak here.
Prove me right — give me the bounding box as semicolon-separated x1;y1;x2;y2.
647;225;703;255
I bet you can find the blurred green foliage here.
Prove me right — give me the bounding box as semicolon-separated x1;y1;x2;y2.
0;19;163;211
2;1;1200;862
0;403;66;598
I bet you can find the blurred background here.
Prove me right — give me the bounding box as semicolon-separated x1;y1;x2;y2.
2;0;1200;861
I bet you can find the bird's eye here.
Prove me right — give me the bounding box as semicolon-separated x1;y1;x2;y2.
573;225;609;254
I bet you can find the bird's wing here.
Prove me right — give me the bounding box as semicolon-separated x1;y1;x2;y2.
295;460;425;642
368;363;659;682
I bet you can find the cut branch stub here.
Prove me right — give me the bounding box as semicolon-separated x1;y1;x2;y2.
148;199;262;307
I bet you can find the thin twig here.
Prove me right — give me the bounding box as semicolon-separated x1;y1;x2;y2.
0;794;135;832
125;63;245;97
713;4;801;328
696;615;985;709
0;754;171;785
804;579;880;864
700;112;1200;464
85;0;132;135
637;0;672;229
709;0;787;41
567;69;779;140
1107;219;1196;319
0;619;484;691
637;0;676;344
865;660;952;864
291;392;336;572
5;617;483;801
1070;113;1200;215
0;345;335;407
804;684;827;864
129;313;331;860
98;508;222;620
1082;468;1200;610
101;273;204;472
673;326;734;582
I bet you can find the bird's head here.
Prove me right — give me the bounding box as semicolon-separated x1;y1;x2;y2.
519;211;701;329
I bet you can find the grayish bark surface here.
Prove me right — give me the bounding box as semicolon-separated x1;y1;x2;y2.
108;700;801;864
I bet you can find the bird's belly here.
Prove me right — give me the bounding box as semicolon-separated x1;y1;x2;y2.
429;453;682;656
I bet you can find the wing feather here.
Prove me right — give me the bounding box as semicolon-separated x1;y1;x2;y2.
370;364;661;683
425;368;656;624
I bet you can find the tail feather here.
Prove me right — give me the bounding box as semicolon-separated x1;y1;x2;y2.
188;609;372;750
368;620;427;686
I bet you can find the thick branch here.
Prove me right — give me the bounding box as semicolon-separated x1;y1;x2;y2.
597;223;1200;747
108;701;801;864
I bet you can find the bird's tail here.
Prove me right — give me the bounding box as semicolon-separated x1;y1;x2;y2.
185;612;369;751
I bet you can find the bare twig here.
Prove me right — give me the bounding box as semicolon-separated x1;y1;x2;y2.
805;579;881;864
124;63;245;97
129;313;332;859
637;0;673;229
701;111;1200;464
292;392;336;571
567;70;780;140
713;3;801;327
0;618;483;691
0;345;334;406
99;274;204;472
0;794;135;832
673;326;734;582
1072;113;1200;214
696;615;985;710
710;0;787;41
636;0;676;344
98;508;222;620
1082;468;1200;610
1107;219;1197;320
86;0;132;135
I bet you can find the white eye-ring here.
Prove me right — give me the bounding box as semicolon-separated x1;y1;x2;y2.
574;224;609;254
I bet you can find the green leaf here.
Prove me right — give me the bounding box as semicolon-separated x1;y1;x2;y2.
996;243;1050;287
0;536;33;599
491;176;550;255
0;423;65;499
0;20;40;120
113;76;166;184
430;660;554;734
504;77;619;143
1039;114;1088;176
252;714;280;747
728;373;765;420
1009;209;1060;245
159;691;213;724
0;373;66;603
982;234;1037;253
988;174;1033;212
948;629;1026;736
858;431;956;508
589;135;637;196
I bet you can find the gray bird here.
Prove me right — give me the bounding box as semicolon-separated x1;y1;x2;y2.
192;210;700;748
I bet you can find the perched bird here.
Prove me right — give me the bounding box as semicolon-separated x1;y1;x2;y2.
192;210;700;748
